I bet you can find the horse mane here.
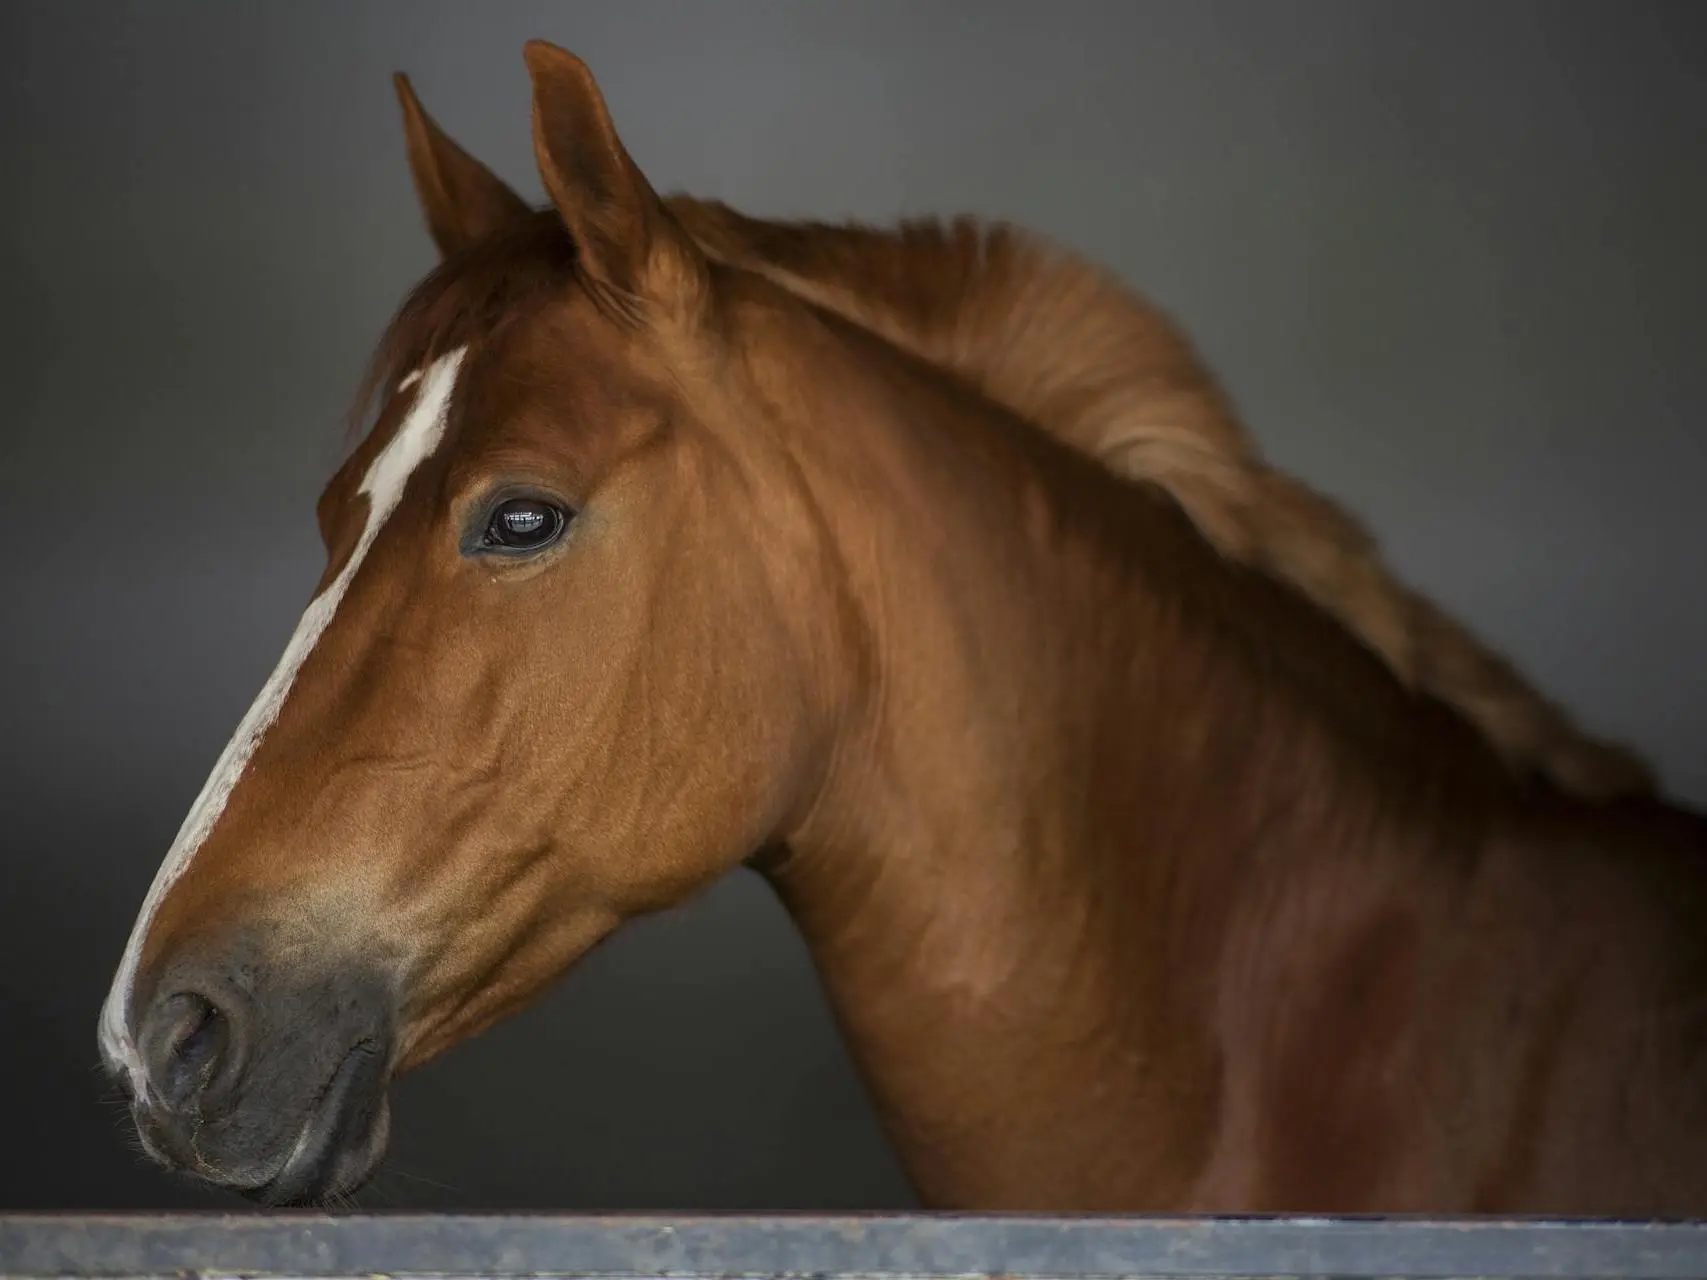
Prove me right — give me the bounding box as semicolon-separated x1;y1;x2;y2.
667;197;1653;802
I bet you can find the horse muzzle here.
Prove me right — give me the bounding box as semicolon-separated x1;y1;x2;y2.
110;942;397;1205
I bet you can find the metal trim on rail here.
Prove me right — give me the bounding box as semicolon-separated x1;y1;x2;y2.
4;1213;1707;1279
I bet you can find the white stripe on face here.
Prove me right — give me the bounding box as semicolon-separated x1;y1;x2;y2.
98;347;466;1099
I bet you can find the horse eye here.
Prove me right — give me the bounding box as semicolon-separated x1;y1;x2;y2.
482;497;567;553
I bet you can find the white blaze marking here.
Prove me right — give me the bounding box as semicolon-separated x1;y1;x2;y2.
99;348;466;1097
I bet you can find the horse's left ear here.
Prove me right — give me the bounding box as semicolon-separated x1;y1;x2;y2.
522;40;706;313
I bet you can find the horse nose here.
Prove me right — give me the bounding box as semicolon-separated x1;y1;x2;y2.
137;987;245;1113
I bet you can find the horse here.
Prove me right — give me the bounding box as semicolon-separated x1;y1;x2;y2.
99;40;1707;1213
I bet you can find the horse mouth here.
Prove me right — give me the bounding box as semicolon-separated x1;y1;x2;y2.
247;1041;390;1206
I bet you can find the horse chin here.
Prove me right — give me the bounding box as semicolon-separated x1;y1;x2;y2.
244;1043;393;1207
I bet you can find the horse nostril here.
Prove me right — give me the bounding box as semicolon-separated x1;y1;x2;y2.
152;991;231;1111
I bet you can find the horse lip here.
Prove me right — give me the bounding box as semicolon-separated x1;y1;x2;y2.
246;1041;387;1206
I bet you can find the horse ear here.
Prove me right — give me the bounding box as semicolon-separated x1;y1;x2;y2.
522;40;704;310
394;72;532;258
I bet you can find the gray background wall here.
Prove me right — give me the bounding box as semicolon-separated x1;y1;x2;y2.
2;0;1703;1210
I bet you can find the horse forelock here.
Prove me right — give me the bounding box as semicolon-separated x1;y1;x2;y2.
349;210;578;444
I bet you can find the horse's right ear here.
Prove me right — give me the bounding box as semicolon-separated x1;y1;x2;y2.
394;72;531;258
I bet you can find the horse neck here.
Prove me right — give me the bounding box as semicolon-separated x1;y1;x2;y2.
759;306;1521;1208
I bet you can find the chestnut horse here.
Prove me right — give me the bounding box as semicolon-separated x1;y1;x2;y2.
101;41;1707;1213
